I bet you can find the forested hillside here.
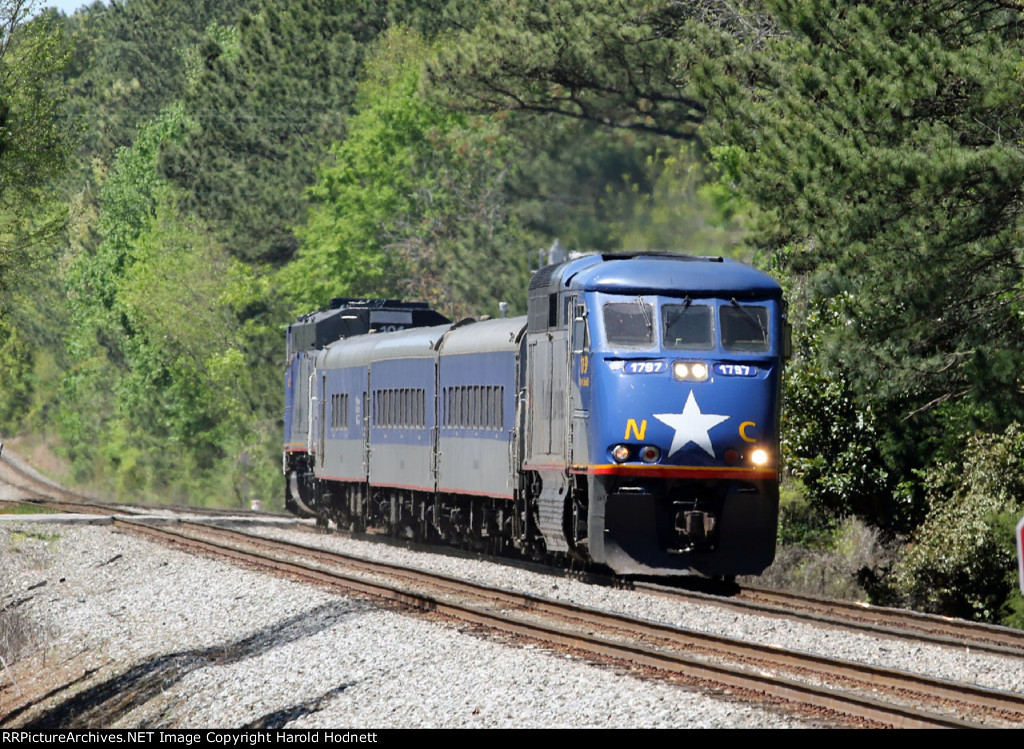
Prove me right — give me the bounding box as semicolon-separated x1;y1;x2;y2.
2;0;1023;626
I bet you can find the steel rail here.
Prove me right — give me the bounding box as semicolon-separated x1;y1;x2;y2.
8;452;1019;664
114;517;1006;729
632;580;1024;659
737;584;1024;655
297;518;1024;661
177;521;1024;723
0;450;101;506
12;460;1024;666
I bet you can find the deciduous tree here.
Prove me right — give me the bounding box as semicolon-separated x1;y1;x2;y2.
0;0;75;290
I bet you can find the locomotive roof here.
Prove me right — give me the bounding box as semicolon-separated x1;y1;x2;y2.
288;299;449;355
532;253;782;300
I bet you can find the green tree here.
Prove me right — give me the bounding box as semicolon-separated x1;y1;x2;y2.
61;101;274;503
613;144;754;257
429;0;762;140
781;291;907;530
0;0;75;290
492;117;665;254
61;0;252;163
715;1;1024;435
161;0;455;267
889;424;1024;625
284;26;530;318
426;0;777;259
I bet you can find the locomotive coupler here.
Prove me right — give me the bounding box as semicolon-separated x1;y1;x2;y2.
676;510;716;544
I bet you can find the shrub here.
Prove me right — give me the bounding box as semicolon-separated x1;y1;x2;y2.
757;514;898;601
888;424;1024;624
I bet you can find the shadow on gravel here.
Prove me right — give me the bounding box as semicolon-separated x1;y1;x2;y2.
14;600;364;729
243;682;355;729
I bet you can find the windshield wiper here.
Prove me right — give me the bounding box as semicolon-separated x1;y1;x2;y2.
664;296;692;329
730;298;768;345
635;296;652;334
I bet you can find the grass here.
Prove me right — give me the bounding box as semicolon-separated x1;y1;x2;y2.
9;529;61;544
0;502;56;515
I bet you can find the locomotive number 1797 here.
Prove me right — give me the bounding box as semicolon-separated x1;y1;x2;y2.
625;360;667;374
714;364;757;377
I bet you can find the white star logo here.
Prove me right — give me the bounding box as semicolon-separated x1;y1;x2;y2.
653;390;730;458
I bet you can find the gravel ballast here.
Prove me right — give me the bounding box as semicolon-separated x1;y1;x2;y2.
1;521;816;729
250;527;1024;696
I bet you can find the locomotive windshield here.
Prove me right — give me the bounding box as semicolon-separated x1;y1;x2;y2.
662;303;714;350
603;301;654;346
721;304;770;352
600;296;773;352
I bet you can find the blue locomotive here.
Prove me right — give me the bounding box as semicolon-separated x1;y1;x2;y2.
284;253;788;577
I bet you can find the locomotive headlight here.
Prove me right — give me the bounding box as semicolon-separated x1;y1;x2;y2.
672;361;709;382
612;444;631;463
751;448;769;466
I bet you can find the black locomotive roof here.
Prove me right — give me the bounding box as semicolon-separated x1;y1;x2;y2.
287;299;450;355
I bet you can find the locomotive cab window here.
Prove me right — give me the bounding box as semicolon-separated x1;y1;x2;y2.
721;304;770;352
603;301;654;347
662;303;713;350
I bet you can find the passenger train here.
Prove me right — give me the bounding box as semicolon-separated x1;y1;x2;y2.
283;252;788;577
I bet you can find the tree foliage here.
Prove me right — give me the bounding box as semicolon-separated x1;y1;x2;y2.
888;424;1024;623
716;0;1024;430
429;0;765;259
61;101;273;502
161;0;457;267
0;0;75;290
429;0;770;140
613;144;754;257
60;0;252;163
283;26;530;318
0;2;72;200
781;293;904;528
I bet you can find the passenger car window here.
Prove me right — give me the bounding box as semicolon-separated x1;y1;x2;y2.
720;305;770;352
603;302;654;346
662;304;713;349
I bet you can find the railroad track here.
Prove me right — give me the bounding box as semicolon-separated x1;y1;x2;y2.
9;461;1024;666
6;461;1024;726
738;584;1024;656
632;580;1024;660
0;451;274;520
112;517;1024;728
0;449;103;510
301;522;1024;661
